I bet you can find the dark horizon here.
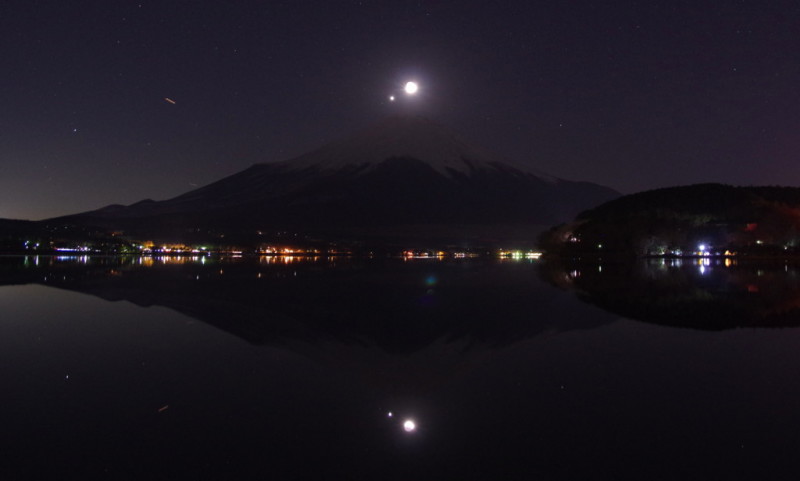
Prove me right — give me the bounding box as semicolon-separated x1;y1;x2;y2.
2;1;799;220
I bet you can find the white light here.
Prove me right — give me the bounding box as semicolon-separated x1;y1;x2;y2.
698;244;706;252
387;411;393;418
403;419;416;432
389;95;395;102
404;81;418;95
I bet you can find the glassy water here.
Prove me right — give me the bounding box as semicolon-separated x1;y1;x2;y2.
2;255;800;480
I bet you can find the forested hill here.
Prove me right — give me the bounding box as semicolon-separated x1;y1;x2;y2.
540;184;800;257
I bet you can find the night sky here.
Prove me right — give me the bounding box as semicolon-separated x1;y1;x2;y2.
2;1;799;220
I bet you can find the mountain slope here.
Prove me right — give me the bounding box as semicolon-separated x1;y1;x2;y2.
49;115;619;241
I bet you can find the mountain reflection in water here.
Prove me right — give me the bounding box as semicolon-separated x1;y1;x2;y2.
0;255;617;402
540;257;800;329
0;255;614;351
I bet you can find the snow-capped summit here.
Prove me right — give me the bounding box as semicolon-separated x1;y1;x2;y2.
280;115;555;181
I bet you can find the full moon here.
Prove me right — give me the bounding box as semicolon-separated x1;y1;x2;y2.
403;419;416;432
404;81;419;95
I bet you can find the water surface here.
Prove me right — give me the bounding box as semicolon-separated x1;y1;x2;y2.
2;255;799;480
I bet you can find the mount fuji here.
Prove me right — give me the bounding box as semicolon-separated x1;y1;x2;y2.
47;115;618;243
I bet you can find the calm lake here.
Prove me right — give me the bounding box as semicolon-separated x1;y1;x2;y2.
2;255;800;480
